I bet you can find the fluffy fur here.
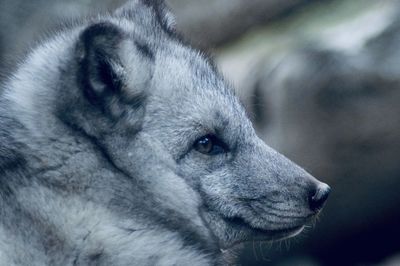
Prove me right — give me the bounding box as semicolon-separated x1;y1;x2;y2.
0;1;330;265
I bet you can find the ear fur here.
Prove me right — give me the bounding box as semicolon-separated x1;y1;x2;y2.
76;22;124;105
141;0;177;33
75;22;153;120
115;0;176;35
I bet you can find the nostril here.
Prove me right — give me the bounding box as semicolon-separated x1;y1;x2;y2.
309;183;331;212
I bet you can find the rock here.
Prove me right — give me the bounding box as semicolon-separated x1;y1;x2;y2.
168;0;309;48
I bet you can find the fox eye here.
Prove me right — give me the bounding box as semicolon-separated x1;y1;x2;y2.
193;134;227;155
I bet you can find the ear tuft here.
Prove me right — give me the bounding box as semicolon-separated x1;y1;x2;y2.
141;0;176;34
116;0;176;35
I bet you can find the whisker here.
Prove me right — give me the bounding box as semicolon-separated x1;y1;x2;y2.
252;240;259;261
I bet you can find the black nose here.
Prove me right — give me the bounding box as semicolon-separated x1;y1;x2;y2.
309;183;331;212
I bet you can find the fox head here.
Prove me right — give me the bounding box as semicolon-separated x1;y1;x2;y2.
7;0;330;253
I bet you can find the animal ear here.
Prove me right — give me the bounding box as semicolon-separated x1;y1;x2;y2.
76;22;153;118
115;0;176;34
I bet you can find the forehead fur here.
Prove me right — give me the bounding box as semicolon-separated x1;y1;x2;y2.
144;46;252;143
112;1;246;125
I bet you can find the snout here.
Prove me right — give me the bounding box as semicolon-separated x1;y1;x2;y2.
308;182;331;212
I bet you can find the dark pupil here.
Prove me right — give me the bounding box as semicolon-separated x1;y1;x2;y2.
197;136;213;153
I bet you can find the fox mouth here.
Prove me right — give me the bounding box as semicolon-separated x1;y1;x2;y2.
226;216;304;237
219;215;306;248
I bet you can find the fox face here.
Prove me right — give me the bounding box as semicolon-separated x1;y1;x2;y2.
62;2;330;250
4;1;330;263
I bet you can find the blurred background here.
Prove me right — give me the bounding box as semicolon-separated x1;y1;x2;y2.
0;0;399;265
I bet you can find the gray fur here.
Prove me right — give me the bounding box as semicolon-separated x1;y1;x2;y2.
0;1;330;265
